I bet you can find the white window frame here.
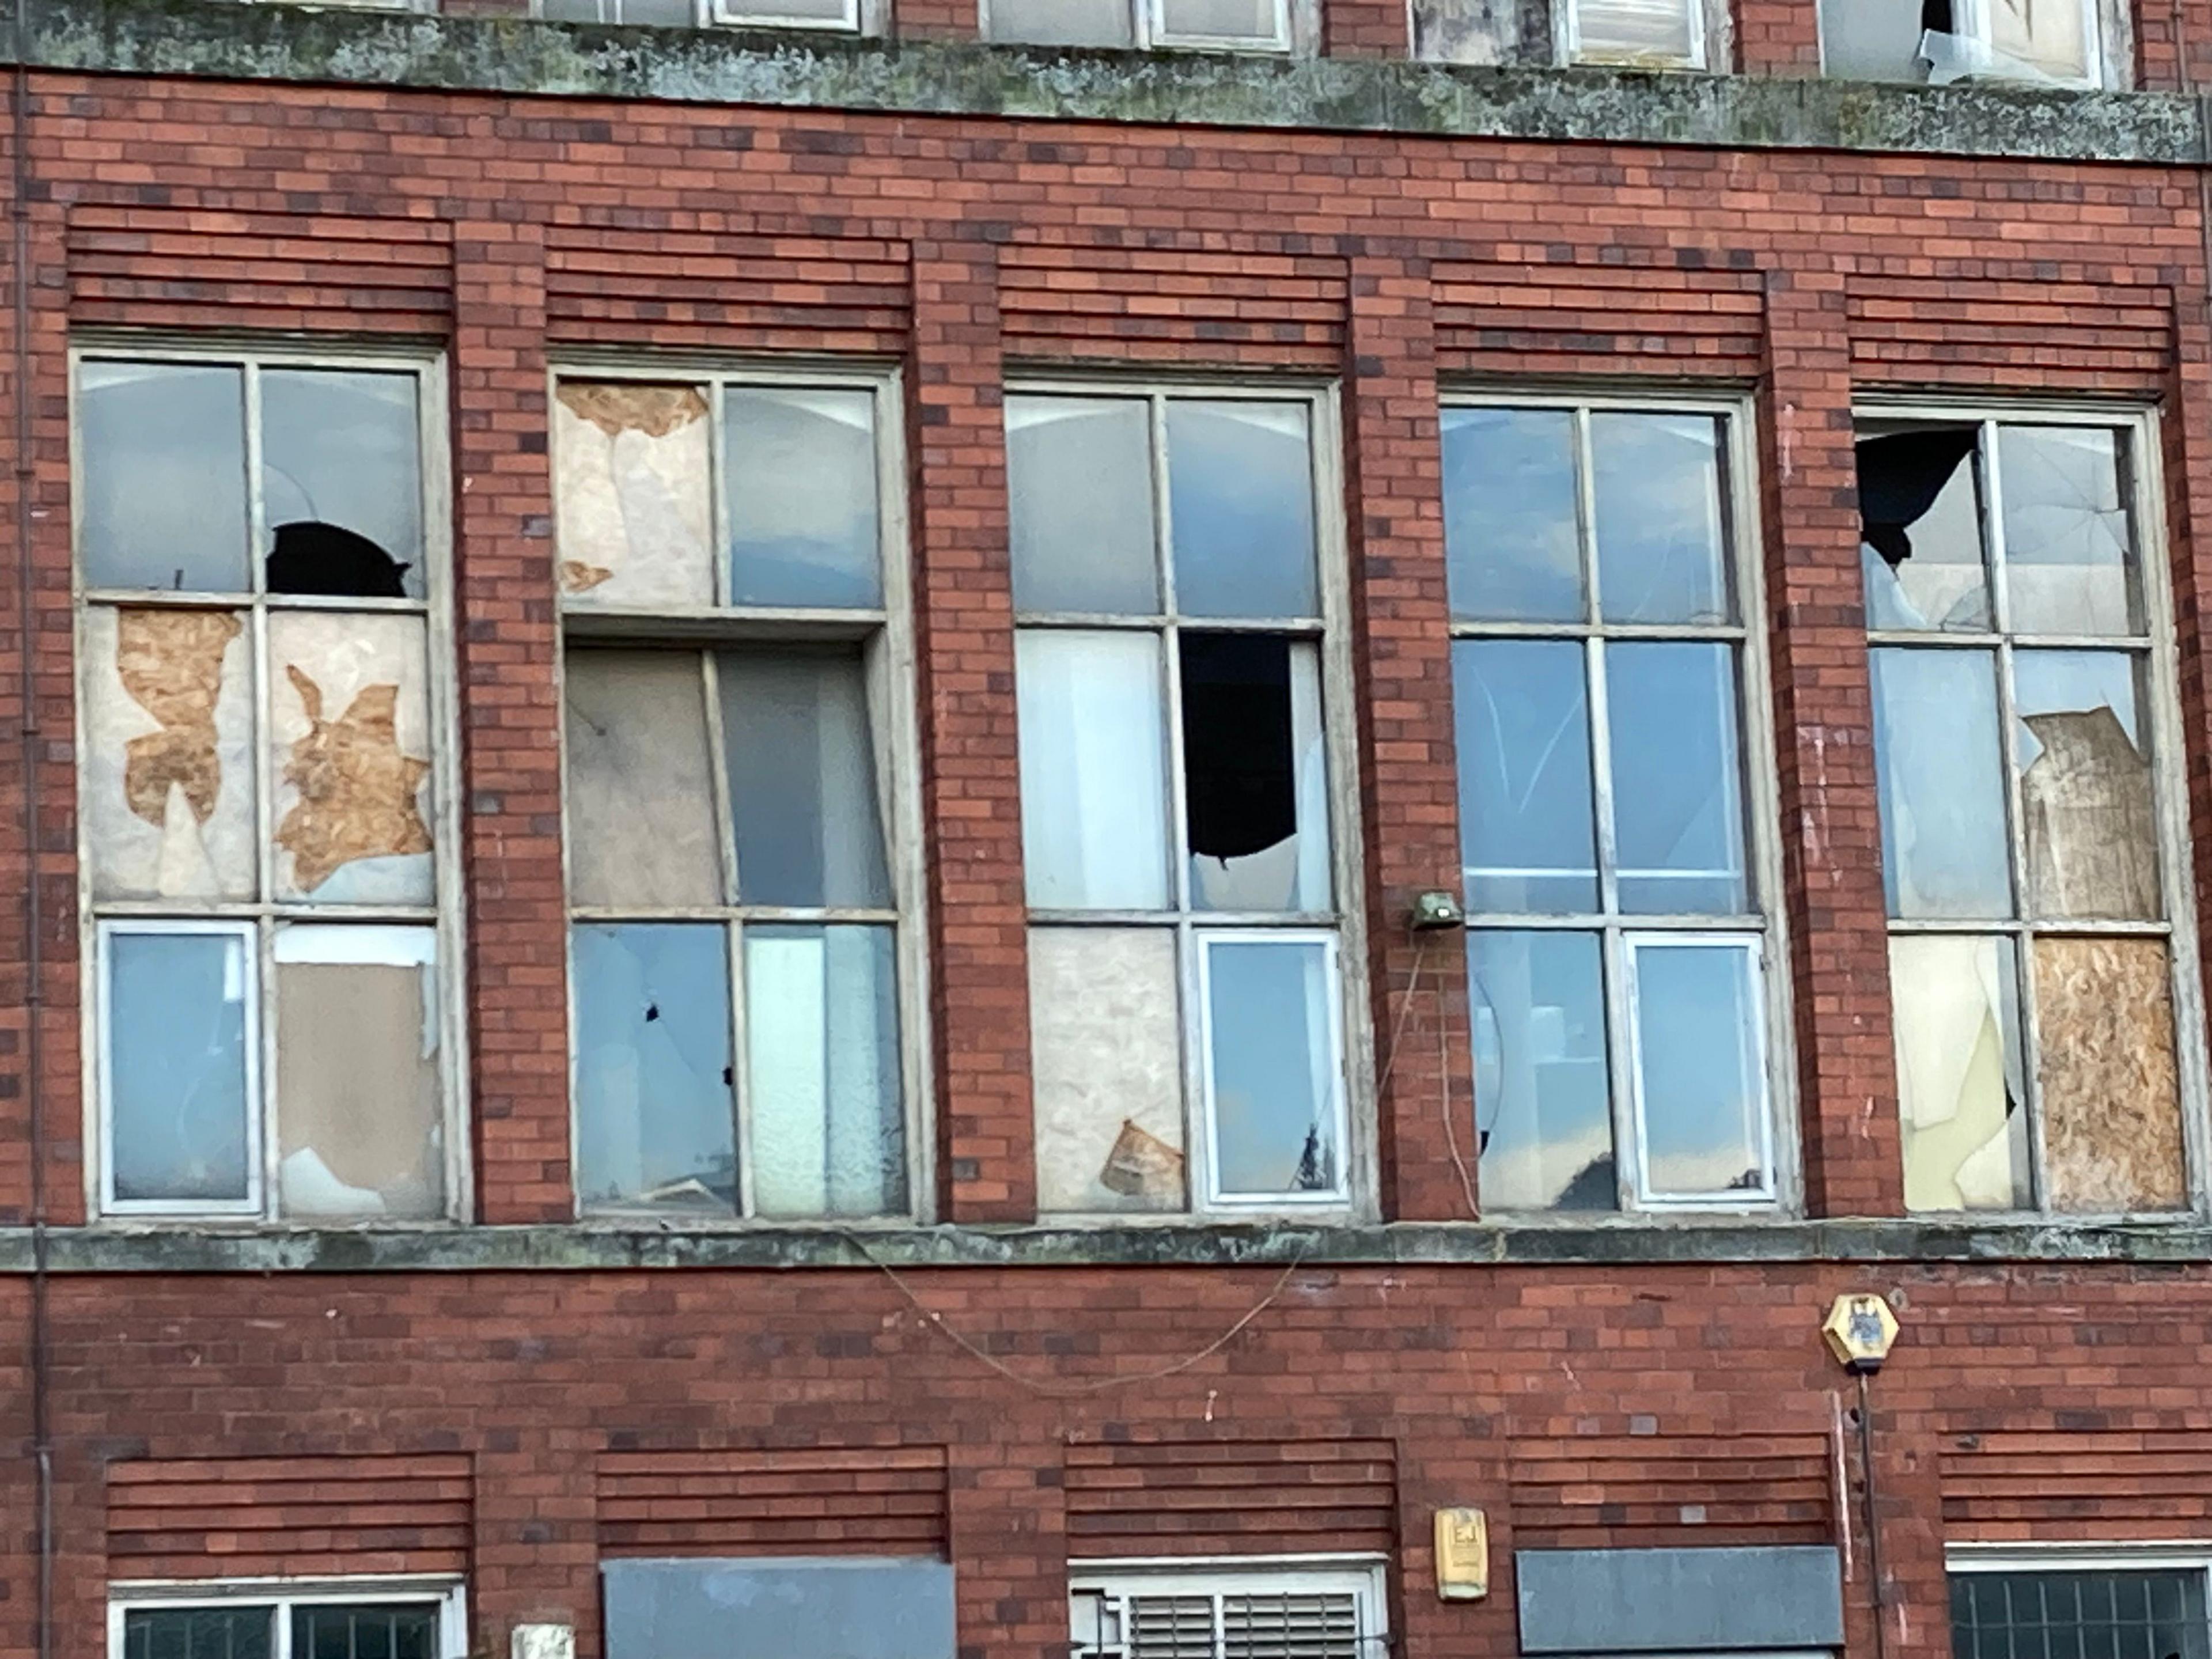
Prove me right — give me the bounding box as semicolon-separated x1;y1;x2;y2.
1948;1545;2212;1658
109;1577;468;1659
70;339;467;1227
550;356;931;1226
1009;376;1372;1223
1446;387;1792;1217
1070;1556;1388;1659
1859;397;2208;1220
1621;930;1772;1206
1194;929;1351;1209
1560;0;1709;69
976;0;1296;53
531;0;870;32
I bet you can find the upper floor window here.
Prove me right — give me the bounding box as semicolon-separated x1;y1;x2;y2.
983;0;1297;52
1007;387;1359;1219
1819;0;2111;85
74;348;458;1224
1415;0;1713;68
112;1578;465;1659
1859;409;2199;1217
1071;1560;1387;1659
1952;1562;2212;1659
1444;395;1785;1215
553;369;922;1222
537;0;865;29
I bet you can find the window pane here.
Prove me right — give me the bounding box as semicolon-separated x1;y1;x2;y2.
564;650;721;908
541;0;697;20
1870;647;2013;919
746;923;905;1218
1203;935;1342;1200
1167;402;1318;619
2036;936;2187;1214
1016;630;1171;910
572;922;736;1215
1592;412;1730;624
1630;940;1767;1198
1573;0;1694;61
1817;0;1928;79
726;388;881;608
1453;639;1598;914
1157;0;1277;38
1999;427;2138;635
1604;641;1748;915
553;381;715;607
1857;425;1990;631
123;1607;274;1659
1470;929;1615;1211
293;1605;442;1659
984;0;1134;43
82;605;257;902
1893;933;2031;1213
718;647;891;908
267;609;437;906
2013;649;2157;919
1182;635;1330;912
107;927;253;1204
1986;0;2092;81
78;361;251;594
275;925;442;1221
262;369;424;599
1949;1573;2207;1659
1442;406;1582;624
1031;927;1186;1214
1007;396;1158;615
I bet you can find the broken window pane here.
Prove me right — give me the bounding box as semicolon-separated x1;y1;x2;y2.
1452;639;1599;914
268;611;436;905
1893;933;2032;1212
563;649;721;909
273;925;442;1221
1999;427;2138;637
1441;406;1582;624
1980;0;2093;81
1870;647;2013;919
1606;641;1748;915
553;381;714;607
1181;634;1330;912
1030;927;1186;1214
2036;936;2186;1213
78;361;251;593
1157;0;1277;39
983;0;1134;44
1572;0;1696;63
1007;396;1158;616
725;388;882;609
291;1605;440;1659
82;606;256;902
1411;0;1520;59
1592;413;1730;625
1469;929;1615;1211
1817;0;1929;78
261;369;424;599
106;927;253;1205
1629;939;1767;1198
746;923;904;1219
1203;935;1342;1200
1856;426;1990;631
1167;402;1318;620
2013;650;2158;920
1016;630;1171;910
718;646;891;909
124;1607;275;1659
571;922;737;1215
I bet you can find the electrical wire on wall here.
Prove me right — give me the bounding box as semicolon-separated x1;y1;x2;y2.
1856;1368;1892;1659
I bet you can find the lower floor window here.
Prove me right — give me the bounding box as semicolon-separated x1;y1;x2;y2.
1071;1562;1384;1659
1953;1567;2211;1659
113;1581;464;1659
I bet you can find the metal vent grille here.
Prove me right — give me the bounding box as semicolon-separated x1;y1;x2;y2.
1223;1592;1362;1659
1088;1586;1370;1659
1127;1596;1223;1659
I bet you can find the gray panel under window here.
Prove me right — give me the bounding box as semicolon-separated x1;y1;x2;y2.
602;1556;957;1659
260;369;424;599
1952;1571;2211;1659
124;1607;275;1659
291;1604;441;1659
107;928;253;1203
1517;1546;1844;1654
78;361;251;593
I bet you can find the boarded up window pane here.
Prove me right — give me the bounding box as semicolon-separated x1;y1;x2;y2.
1591;413;1730;626
1893;933;2031;1213
1471;929;1615;1211
262;370;425;600
984;0;1133;46
564;650;721;908
1573;0;1695;62
1181;635;1330;913
1007;396;1158;615
2036;936;2186;1213
274;925;442;1220
2000;427;2137;634
1168;402;1318;620
1017;630;1172;910
746;923;905;1219
725;388;882;609
83;606;256;902
267;611;435;904
2013;650;2158;920
554;381;714;607
1031;926;1185;1214
1443;407;1583;622
572;922;737;1215
718;647;892;908
1870;647;2013;919
78;361;251;594
1203;935;1342;1199
106;927;253;1205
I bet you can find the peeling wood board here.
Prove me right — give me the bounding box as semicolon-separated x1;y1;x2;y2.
555;381;715;608
2036;935;2186;1213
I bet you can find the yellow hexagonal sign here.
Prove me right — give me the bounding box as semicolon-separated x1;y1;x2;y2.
1822;1292;1900;1372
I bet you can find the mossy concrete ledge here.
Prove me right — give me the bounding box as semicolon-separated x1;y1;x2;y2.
13;0;2208;163
3;1217;2212;1272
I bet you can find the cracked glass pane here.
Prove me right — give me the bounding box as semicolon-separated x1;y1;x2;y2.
1999;426;2139;637
725;388;882;608
107;927;253;1205
1452;638;1599;914
1857;424;1990;632
262;369;424;599
2013;649;2158;920
1893;933;2031;1213
1470;928;1615;1212
78;361;251;594
1167;401;1317;619
1870;647;2012;919
1442;406;1582;624
1592;412;1730;626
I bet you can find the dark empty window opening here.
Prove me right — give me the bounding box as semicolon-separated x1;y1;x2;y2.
1179;632;1297;868
266;521;412;598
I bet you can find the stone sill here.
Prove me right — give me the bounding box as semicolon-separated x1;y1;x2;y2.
13;0;2209;164
2;1217;2210;1272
